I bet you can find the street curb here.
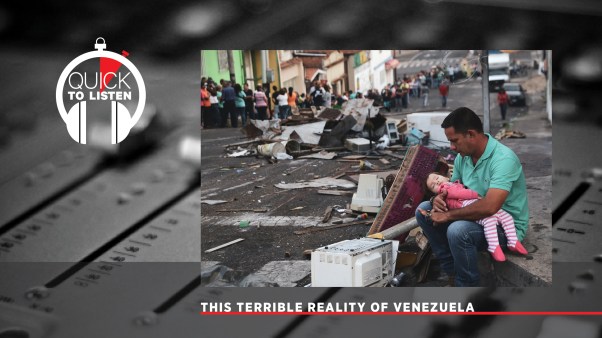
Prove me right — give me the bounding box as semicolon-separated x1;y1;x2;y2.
494;259;552;287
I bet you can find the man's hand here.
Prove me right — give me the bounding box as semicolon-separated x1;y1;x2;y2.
430;210;450;225
418;208;450;226
432;189;448;212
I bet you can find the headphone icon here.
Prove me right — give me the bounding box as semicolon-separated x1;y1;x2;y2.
56;38;146;144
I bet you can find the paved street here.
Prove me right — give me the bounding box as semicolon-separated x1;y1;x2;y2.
201;51;550;287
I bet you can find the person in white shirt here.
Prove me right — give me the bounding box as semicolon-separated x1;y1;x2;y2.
323;84;332;108
276;88;290;119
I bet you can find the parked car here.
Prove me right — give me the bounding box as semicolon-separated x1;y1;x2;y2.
502;82;527;106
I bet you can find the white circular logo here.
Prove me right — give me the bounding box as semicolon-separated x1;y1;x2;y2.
56;37;146;144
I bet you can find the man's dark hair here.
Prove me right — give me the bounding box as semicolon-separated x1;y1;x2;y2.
441;107;483;134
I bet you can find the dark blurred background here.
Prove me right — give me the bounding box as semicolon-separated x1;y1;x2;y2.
1;1;602;337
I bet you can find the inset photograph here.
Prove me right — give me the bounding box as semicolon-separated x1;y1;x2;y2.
201;50;551;287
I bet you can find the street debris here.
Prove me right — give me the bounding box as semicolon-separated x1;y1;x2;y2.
298;151;337;160
257;142;286;157
350;174;384;213
317;190;354;196
205;238;245;253
345;138;372;152
227;148;255;157
279;121;326;145
341;155;366;160
358;160;377;170
415;231;429;250
293;220;372;235
322;206;334;223
317;107;343;120
216;208;268;213
319;115;357;147
495;128;526;140
222;98;453;180
201;199;229;205
274;177;356;190
275;152;293;160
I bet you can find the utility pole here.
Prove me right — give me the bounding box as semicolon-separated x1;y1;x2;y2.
200;52;205;79
261;50;267;85
546;50;552;124
481;50;490;133
227;50;236;83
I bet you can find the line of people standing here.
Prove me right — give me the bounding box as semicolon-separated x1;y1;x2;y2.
201;76;304;129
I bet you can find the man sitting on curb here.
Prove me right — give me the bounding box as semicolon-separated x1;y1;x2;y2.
415;107;529;286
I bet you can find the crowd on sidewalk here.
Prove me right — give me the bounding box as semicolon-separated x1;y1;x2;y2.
200;62;479;129
200;78;347;129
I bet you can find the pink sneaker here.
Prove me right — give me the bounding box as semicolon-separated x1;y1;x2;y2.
490;246;506;262
508;241;528;255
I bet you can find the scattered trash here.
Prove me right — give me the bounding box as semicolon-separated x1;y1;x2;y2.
239;220;250;228
317;107;343;120
317;190;354;196
216;208;267;213
298;151;337;160
376;134;390;150
227;149;254;157
345;138;372;152
275;177;356;190
390;271;406;287
340;98;376;132
331;218;356;224
293;219;372;235
386;121;400;143
224;139;262;150
284;140;301;157
350;174;384;213
280;121;326;145
205;238;245;253
495;128;526;140
358;160;376;170
342;155;366;160
200;199;229;205
322;206;334;223
319;115;357;148
415;231;429;250
405;127;426;146
290;206;304;211
257;142;286;157
275;152;293;160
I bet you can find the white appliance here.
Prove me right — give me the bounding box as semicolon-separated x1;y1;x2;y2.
406;112;451;147
311;238;396;287
350;174;384;213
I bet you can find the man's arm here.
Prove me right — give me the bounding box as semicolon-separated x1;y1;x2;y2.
430;188;508;224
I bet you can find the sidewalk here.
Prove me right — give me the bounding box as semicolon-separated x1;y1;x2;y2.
490;77;552;286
